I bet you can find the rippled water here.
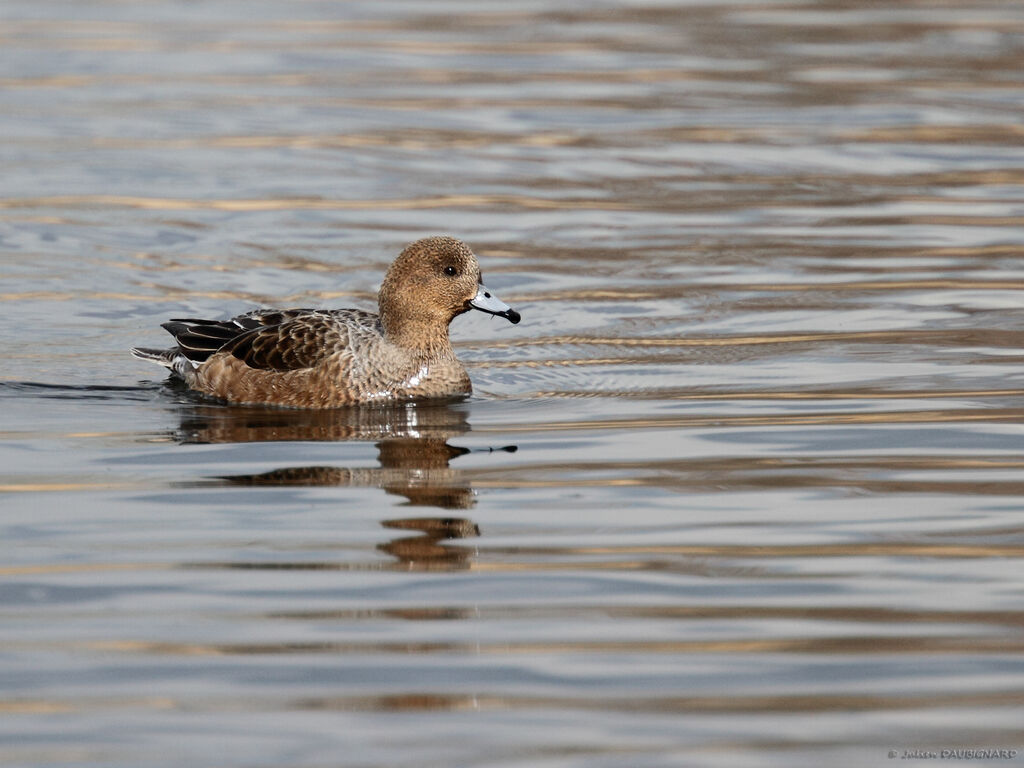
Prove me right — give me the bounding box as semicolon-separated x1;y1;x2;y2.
3;1;1024;766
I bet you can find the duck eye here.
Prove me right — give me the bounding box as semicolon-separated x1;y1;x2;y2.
443;265;458;277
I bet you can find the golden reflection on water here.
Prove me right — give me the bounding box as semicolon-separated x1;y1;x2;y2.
523;388;1024;401
4;690;1023;719
58;633;1024;657
0;194;639;212
470;408;1024;432
471;328;1023;349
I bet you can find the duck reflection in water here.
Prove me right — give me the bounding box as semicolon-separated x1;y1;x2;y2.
171;399;511;569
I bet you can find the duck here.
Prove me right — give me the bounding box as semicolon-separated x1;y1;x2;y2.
131;236;521;408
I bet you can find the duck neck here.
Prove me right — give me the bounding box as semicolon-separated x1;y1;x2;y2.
379;306;456;359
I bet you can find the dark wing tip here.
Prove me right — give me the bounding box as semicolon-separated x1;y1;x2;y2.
161;318;249;364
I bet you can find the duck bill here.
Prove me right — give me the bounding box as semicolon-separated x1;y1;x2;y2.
468;284;521;324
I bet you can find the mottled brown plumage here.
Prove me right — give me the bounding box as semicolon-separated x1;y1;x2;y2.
132;236;521;407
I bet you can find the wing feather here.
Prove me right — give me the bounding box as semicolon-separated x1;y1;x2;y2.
224;316;333;370
161;309;372;371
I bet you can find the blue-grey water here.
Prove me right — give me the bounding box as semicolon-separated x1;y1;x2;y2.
2;2;1024;766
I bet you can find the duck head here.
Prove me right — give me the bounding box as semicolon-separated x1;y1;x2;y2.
379;236;521;346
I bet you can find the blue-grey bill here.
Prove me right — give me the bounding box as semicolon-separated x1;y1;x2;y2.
468;284;521;324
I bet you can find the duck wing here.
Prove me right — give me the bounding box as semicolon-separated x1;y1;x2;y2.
225;312;347;371
163;309;376;371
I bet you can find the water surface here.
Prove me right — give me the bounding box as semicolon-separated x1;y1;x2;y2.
3;1;1024;766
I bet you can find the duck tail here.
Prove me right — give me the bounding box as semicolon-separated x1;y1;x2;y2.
131;347;177;369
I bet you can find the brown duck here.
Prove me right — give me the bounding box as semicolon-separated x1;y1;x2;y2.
131;236;521;407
